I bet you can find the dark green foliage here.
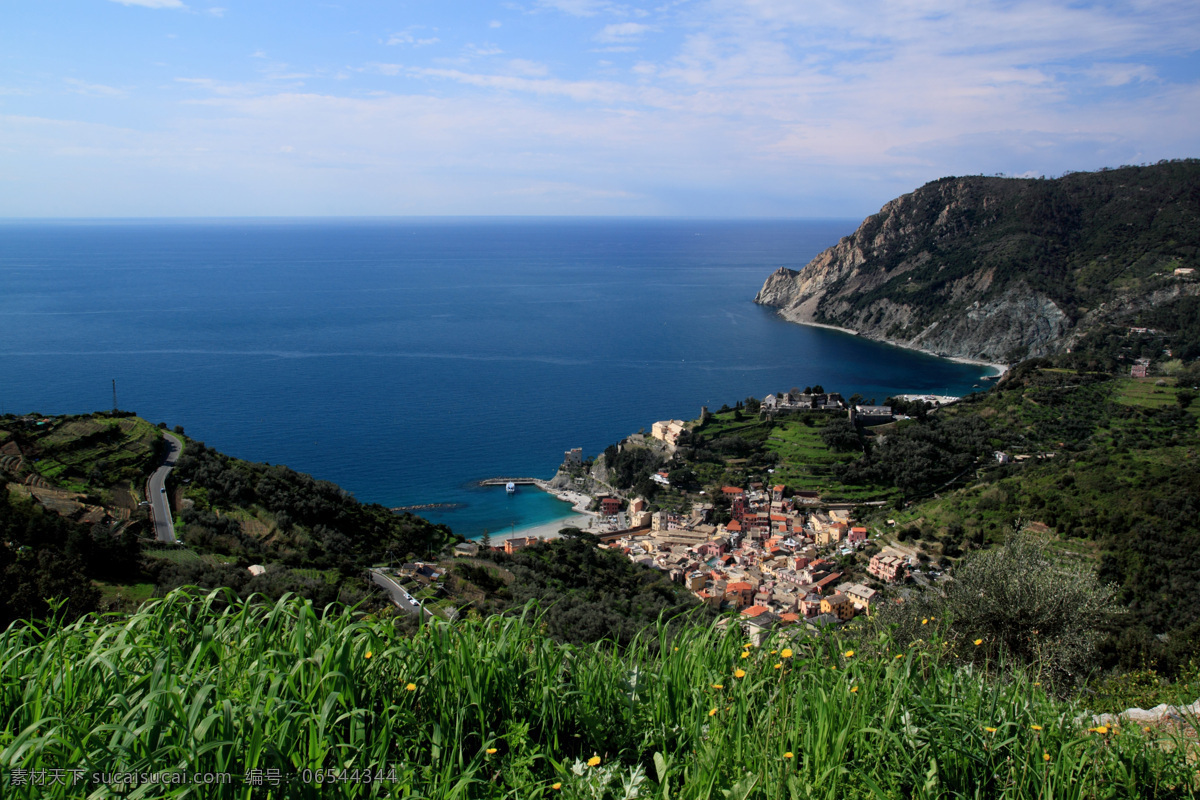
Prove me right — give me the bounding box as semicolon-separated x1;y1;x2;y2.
0;489;98;627
471;537;704;646
835;414;991;495
877;534;1120;688
812;161;1200;358
820;418;863;452
173;441;457;572
1067;295;1200;368
143;559;358;608
888;366;1200;676
602;444;664;491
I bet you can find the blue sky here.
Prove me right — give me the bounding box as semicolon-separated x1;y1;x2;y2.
2;0;1198;217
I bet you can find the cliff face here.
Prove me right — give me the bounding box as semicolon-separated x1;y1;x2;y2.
755;162;1200;363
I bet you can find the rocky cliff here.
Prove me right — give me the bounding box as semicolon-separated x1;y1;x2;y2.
756;162;1200;363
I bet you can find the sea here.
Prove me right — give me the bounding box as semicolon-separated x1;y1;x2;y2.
0;218;993;538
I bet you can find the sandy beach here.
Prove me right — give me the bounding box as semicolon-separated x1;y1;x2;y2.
490;513;597;544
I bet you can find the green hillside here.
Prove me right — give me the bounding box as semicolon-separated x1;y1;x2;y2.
826;161;1200;324
0;413;457;627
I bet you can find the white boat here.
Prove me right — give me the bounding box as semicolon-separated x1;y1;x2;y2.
506;481;516;494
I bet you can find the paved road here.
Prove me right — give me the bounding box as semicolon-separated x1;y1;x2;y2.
369;569;424;615
148;431;183;544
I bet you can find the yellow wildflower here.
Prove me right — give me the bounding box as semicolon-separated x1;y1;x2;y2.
843;650;855;658
734;669;746;678
708;708;718;717
850;686;859;693
712;683;724;690
486;748;498;755
365;651;373;659
552;783;562;790
773;662;782;669
741;651;750;660
588;756;601;767
781;648;793;658
1031;725;1043;731
921;618;928;625
895;654;904;659
985;727;997;733
974;639;983;646
1094;725;1109;734
1043;752;1051;762
783;752;794;759
405;682;417;692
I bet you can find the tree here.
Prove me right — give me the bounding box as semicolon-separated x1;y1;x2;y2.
820;418;863;452
877;533;1120;686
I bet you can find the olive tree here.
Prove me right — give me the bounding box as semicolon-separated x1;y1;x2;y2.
878;532;1120;686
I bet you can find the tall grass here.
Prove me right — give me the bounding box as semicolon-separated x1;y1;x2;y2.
1;590;1195;799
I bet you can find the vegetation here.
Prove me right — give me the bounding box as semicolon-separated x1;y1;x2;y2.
808;160;1200;358
2;590;1195;800
452;534;704;646
0;413;459;619
875;534;1121;687
863;366;1200;676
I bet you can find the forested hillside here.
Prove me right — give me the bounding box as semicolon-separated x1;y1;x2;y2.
756;161;1200;362
0;413;458;621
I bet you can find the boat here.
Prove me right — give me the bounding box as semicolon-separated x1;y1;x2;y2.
506;481;516;494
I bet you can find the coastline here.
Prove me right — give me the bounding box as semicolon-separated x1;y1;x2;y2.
788;319;1008;381
476;484;600;545
489;513;597;545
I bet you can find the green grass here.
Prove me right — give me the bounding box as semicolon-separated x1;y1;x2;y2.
142;547;207;566
1;591;1195;799
763;418;895;501
1115;379;1197;413
95;581;158;608
291;568;340;585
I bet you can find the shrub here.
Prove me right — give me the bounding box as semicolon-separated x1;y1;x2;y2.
878;532;1121;687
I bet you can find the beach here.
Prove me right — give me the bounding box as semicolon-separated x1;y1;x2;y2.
490;512;598;545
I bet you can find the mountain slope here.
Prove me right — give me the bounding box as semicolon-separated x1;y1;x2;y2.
756;161;1200;362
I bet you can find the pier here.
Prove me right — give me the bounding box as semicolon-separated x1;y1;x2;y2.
479;477;546;487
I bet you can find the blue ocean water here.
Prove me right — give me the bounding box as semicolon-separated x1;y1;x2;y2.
0;219;992;537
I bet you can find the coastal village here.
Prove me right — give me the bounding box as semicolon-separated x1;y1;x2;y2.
448;386;954;636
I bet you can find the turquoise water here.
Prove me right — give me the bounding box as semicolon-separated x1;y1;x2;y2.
0;218;992;537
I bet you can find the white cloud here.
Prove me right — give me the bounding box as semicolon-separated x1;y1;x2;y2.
388;30;441;47
489;20;503;28
507;59;551;77
7;0;1200;216
1085;62;1158;86
596;22;652;42
63;78;126;97
108;0;185;8
463;43;504;57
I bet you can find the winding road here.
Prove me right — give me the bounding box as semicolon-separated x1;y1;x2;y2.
148;431;183;544
369;568;425;616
